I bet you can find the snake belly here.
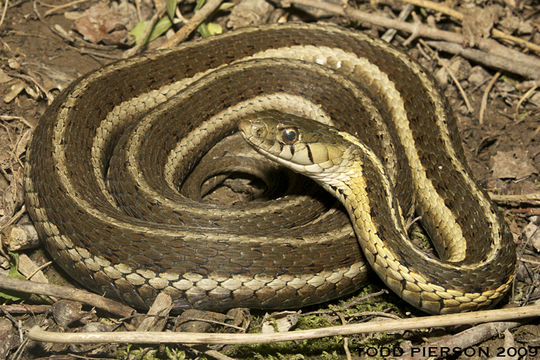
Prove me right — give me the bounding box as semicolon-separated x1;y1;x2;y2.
24;23;516;313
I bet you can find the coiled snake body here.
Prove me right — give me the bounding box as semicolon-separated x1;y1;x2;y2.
25;24;516;314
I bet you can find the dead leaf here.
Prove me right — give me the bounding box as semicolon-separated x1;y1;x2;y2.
490;150;537;180
23;60;79;94
176;309;229;333
524;216;540;252
499;11;533;35
72;0;138;45
14;128;32;160
0;68;12;83
227;0;273;29
435;57;472;86
468;66;491;87
261;311;299;333
462;5;503;47
0;127;12;168
2;79;25;103
7;58;20;71
0;169;24;222
17;254;49;283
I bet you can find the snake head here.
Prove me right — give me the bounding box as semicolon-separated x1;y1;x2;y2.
238;110;353;177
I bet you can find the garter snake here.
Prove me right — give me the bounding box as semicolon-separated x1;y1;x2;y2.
25;23;516;314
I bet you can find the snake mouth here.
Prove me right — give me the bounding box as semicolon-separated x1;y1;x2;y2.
237;117;256;134
238;117;268;145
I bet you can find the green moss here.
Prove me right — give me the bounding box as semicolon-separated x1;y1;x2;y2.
117;345;189;360
227;285;407;359
229;337;344;359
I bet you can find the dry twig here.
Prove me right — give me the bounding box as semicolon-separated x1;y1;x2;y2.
0;274;134;317
124;3;167;57
280;0;540;79
381;4;414;43
400;0;540;54
479;72;501;124
160;0;224;49
42;0;90;16
27;305;540;344
0;304;51;314
399;321;523;360
489;192;540;207
425;41;539;80
515;84;539;122
0;0;8;31
426;47;473;114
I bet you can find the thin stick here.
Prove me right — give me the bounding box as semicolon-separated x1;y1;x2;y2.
160;0;223;49
205;350;236;360
436;55;473;113
514;84;539;122
381;4;414;43
26;261;53;281
479;72;501;125
0;274;134;317
283;0;540;80
124;3;167;57
508;208;540;215
0;304;51;314
336;312;352;360
520;257;540;266
0;0;8;31
27;305;540;344
488;192;540;207
179;317;246;331
425;41;539;80
399;0;540;54
399;321;523;360
0;205;25;233
43;0;89;16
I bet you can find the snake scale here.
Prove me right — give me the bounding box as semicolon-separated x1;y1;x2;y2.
25;23;516;314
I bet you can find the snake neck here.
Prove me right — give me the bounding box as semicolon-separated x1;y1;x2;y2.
324;132;407;235
310;137;408;266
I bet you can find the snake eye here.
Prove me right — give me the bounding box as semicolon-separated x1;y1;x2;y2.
280;127;299;145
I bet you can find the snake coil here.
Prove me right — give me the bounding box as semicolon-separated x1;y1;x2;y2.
25;24;516;314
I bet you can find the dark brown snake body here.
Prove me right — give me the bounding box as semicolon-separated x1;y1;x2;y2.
25;23;516;314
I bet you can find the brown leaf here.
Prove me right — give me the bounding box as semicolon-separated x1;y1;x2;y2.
72;0;138;45
462;5;503;47
0;169;24;222
23;60;79;93
490;150;537;180
524;216;540;252
227;0;274;29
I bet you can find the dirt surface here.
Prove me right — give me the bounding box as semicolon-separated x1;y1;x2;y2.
0;0;539;359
